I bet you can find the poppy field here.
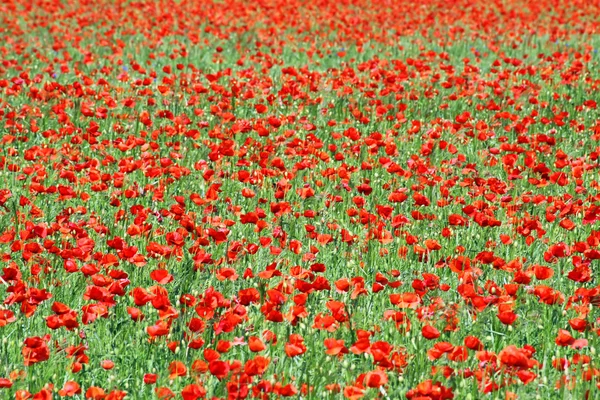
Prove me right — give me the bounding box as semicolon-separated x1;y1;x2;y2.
1;0;600;398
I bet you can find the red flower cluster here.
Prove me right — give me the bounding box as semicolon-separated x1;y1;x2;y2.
0;0;599;398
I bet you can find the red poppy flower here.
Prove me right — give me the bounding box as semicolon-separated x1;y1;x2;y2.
421;325;441;340
59;381;81;397
22;336;50;366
